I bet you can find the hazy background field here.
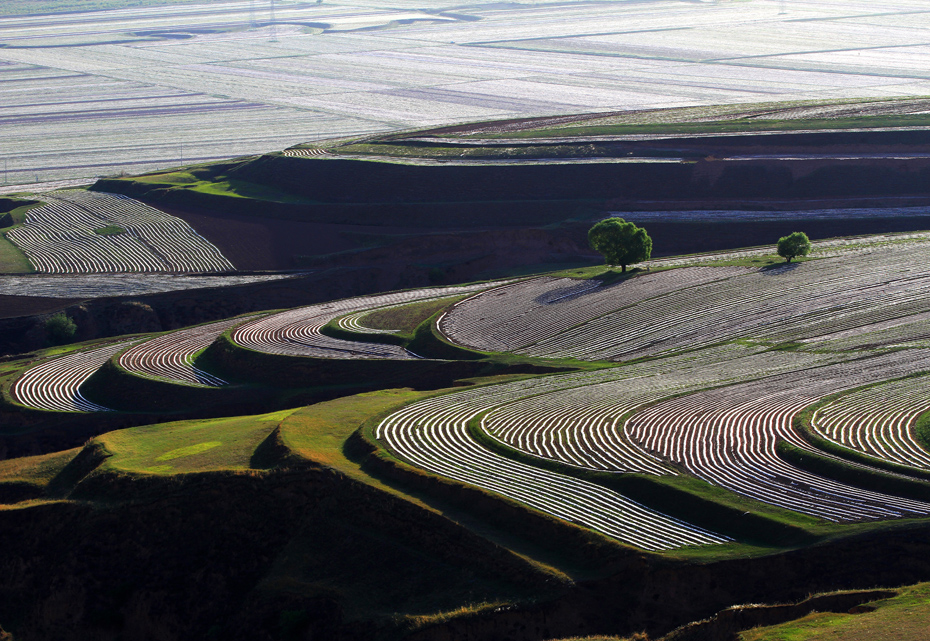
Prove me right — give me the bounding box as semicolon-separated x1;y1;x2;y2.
2;0;930;184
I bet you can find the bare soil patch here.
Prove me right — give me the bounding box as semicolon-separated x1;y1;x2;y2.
0;294;79;319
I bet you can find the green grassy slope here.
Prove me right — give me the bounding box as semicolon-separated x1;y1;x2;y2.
0;200;39;273
741;583;930;641
0;388;573;635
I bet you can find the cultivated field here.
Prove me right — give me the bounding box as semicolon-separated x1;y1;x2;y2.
812;376;930;469
6;190;234;273
3;0;930;182
11;339;137;411
118;314;263;386
231;282;507;359
442;237;930;362
9;232;930;554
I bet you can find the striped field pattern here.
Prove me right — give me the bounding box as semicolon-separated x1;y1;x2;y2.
628;351;930;522
812;376;930;470
7;190;234;273
442;243;930;362
118;315;264;387
11;340;138;412
376;383;730;551
232;282;506;359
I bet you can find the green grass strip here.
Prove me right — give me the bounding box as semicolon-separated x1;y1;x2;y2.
792;379;930;483
777;441;930;503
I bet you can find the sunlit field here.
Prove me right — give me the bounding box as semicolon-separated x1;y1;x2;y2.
2;0;930;184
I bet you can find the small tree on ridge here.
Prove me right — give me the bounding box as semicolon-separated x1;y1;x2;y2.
588;217;652;272
776;231;812;264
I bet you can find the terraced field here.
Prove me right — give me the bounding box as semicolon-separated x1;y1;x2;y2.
11;232;930;553
11;340;138;412
232;282;506;359
118;314;263;387
6;190;234;273
375;385;730;551
812;376;930;470
628;351;930;521
443;239;930;362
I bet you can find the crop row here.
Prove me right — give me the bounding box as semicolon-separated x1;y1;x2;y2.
232;282;504;359
11;340;138;412
812;376;930;470
483;346;847;473
375;385;730;551
441;267;748;353
336;309;400;335
118;315;263;387
799;310;930;352
628;350;930;522
505;245;930;361
7;190;234;273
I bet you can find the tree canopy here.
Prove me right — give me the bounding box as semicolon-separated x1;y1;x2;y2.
776;231;812;264
588;218;652;272
45;312;76;345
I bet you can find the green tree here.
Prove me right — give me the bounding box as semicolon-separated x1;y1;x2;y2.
45;312;76;345
588;217;652;272
776;231;812;264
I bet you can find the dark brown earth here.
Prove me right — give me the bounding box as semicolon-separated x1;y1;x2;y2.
0;294;80;319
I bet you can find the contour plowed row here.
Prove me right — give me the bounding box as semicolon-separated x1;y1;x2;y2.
441;267;748;353
514;245;930;361
375;386;730;551
800;310;930;352
628;350;930;522
232;282;503;359
483;347;847;473
118;315;263;387
11;340;138;412
812;376;930;469
8;190;234;273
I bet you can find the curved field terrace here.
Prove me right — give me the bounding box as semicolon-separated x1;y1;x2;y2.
232;282;507;359
118;314;264;387
11;340;138;412
441;240;930;362
812;376;930;470
10;233;930;556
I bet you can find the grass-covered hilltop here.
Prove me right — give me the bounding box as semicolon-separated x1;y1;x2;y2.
6;100;930;640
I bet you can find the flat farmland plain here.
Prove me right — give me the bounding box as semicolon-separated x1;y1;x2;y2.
3;0;930;183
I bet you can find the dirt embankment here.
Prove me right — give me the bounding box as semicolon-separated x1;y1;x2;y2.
4;464;930;641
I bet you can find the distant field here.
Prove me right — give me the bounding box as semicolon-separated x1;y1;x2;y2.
4;0;930;182
0;0;205;16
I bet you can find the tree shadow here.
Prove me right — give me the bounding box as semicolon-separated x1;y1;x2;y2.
760;261;801;275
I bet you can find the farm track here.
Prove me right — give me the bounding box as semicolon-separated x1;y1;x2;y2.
118;315;264;387
11;340;137;412
0;273;295;299
628;350;930;522
7;190;234;274
232;282;506;359
812;376;930;470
